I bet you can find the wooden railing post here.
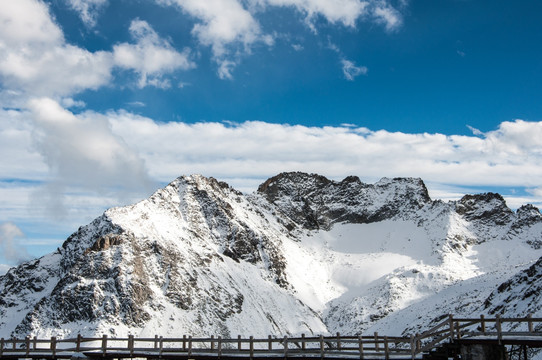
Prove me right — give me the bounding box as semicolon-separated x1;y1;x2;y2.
528;313;534;333
51;336;57;357
159;336;163;357
238;335;242;350
102;335;107;356
283;336;288;357
11;338;15;351
374;332;379;351
319;335;324;359
336;332;341;351
211;335;215;350
455;321;461;339
0;337;3;358
188;336;193;356
415;333;421;352
496;315;502;345
384;336;389;360
33;337;37;351
182;335;186;351
301;334;306;351
128;335;134;357
154;335;158;349
410;335;415;360
25;337;30;356
358;335;364;360
76;334;81;352
448;315;455;342
249;336;254;360
268;335;272;351
218;336;222;358
480;315;486;334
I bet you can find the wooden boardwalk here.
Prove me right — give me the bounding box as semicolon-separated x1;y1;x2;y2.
1;315;542;360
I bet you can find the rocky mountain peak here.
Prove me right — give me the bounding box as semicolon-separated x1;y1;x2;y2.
456;192;513;225
374;177;431;204
257;173;432;231
516;204;542;224
257;172;332;203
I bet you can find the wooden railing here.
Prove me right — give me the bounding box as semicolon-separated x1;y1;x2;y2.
1;315;542;360
413;314;542;353
0;333;415;359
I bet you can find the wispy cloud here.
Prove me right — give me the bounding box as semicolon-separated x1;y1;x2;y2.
157;0;272;79
155;0;403;78
113;19;195;88
371;2;402;32
0;222;30;266
341;59;368;80
66;0;108;28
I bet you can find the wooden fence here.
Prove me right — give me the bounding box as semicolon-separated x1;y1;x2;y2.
1;315;542;360
413;314;542;353
0;333;415;359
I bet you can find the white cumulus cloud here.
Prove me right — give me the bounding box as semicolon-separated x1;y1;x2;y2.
0;0;128;102
113;19;195;88
0;0;196;100
0;0;114;99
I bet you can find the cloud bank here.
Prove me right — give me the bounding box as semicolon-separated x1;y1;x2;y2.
106;115;542;195
4;102;542;207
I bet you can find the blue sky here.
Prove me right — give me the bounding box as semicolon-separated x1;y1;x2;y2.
1;0;542;272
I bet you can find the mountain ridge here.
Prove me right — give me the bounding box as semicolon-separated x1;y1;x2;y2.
1;172;542;340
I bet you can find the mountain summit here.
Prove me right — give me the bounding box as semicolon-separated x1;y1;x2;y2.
1;173;542;338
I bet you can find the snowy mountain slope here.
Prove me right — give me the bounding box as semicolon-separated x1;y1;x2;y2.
1;172;542;340
2;175;326;338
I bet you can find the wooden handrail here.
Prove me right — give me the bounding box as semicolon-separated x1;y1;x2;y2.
1;315;541;360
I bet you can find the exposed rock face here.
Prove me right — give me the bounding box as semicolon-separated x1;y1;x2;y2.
1;172;542;339
258;172;431;231
484;257;542;318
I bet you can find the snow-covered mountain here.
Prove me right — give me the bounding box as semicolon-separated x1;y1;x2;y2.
1;172;542;339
